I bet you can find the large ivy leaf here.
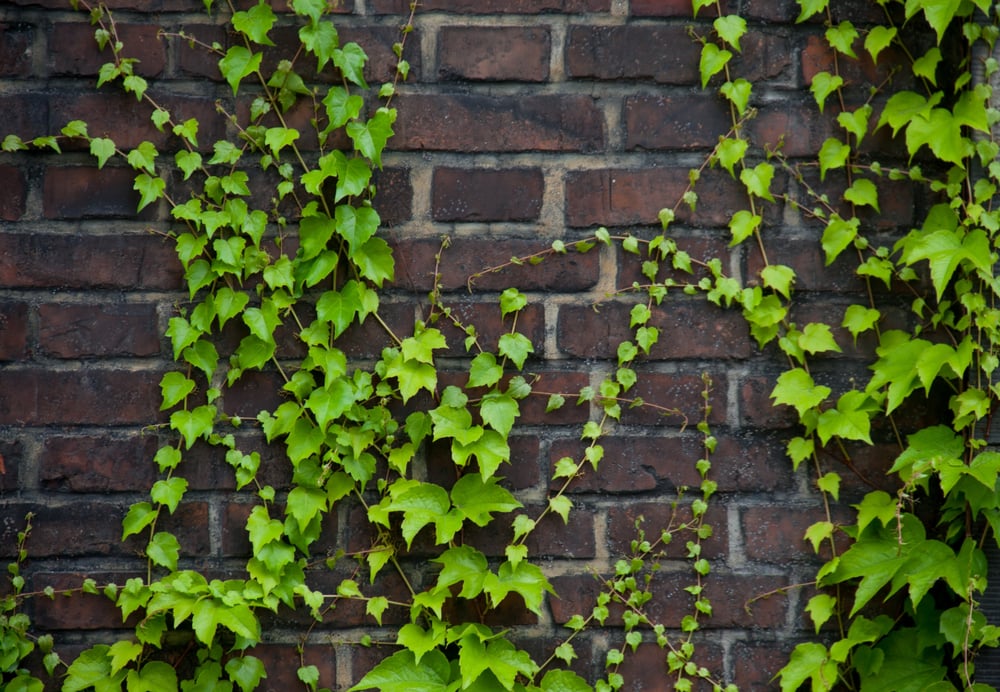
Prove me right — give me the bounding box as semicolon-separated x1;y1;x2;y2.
348;649;456;692
770;368;830;417
451;474;521;526
218;46;262;96
482;561;555;616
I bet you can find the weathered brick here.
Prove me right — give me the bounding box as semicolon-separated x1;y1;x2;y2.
40;435;160;493
566;25;700;84
730;638;798;689
517;370;592;426
43;166;147;219
432;167;544;222
38;302;161;358
438;26;550;82
630;0;708;16
550;435;713;494
625;94;731;151
247;644;337;691
557;301;752;360
0;369;161;425
617;641;725;691
50;92;223;152
0;440;22;493
391;237;601;293
564;168;748;228
393;94;605;152
373;167;412;226
739;374;797;429
741;504;851;563
607;501;728;560
0;301;29;361
427;435;541;491
0;21;34;78
48;22;166;77
0;233;182;289
28;572;138;631
0;166;27;221
371;0;609;12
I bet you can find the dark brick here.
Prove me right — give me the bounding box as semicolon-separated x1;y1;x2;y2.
631;0;706;16
741;504;850;563
432;167;544;222
371;0;609;12
247;644;337;691
0;22;34;78
373;167;412;226
43;166;146;219
617;641;725;691
39;435;159;493
393;94;605;152
607;501;728;560
438;26;550;82
0;94;50;141
48;22;166;77
0;368;160;425
550;435;712;494
390;237;601;293
0;440;22;493
0;232;182;289
625;94;731;151
564;168;747;228
435;300;545;360
0;166;27;221
557;301;752;360
28;572;137;631
0;301;29;361
517;370;592;426
740;374;798;429
566;25;700;84
38;302;161;358
730;638;797;690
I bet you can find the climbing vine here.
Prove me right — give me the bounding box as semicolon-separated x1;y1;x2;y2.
6;0;1000;689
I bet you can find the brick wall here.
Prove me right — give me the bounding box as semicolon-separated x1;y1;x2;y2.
0;0;906;689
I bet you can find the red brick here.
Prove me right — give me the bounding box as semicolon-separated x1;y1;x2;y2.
373;167;412;226
48;22;166;77
50;91;223;153
625;94;731;151
38;302;161;358
517;370;592;426
0;22;34;78
247;644;337;690
432;167;544;222
371;0;608;12
43;166;148;219
557;301;751;360
566;25;700;84
434;300;545;360
564;168;747;228
0;166;27;221
40;435;159;493
617;232;732;289
550;435;711;494
0;232;182;289
730;638;796;689
0;301;29;360
740;374;798;429
741;504;851;563
427;435;541;491
438;26;549;82
617;641;725;691
631;0;708;16
29;572;137;631
393;94;604;152
0;368;161;425
390;237;600;293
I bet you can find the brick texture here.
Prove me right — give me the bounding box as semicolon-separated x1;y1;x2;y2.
0;1;917;690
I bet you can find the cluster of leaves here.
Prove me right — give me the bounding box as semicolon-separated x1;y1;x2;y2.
688;0;1000;688
1;1;734;691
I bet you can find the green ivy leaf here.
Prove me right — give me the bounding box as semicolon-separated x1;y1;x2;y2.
122;501;157;539
719;79;752;117
816;390;873;445
451;474;521;527
798;322;841;354
348;649;453;692
760;264;795;299
739;161;775;201
864;25;896;63
480;390;519;437
818;138;849;180
333;42;369;88
170;404;217;449
498;332;534;369
770;368;831;417
728;210;761;246
219;46;263;95
160;371;196;410
225;656;267;692
713;15;747;52
151;476;188;514
300;21;339;72
825;21;858;58
133;173;166;211
147;531;181;570
912;47;941;86
698;43;731;89
843;177;879;212
842;305;880;342
347;108;395;168
796;0;829;22
482;560;555;616
820;215;859;265
89;137;116;169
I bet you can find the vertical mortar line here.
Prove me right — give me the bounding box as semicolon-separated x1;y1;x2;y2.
419;14;442;86
408;160;434;224
726;503;746;568
543;301;561;361
548;16;567;83
610;0;629;17
725;364;743;428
